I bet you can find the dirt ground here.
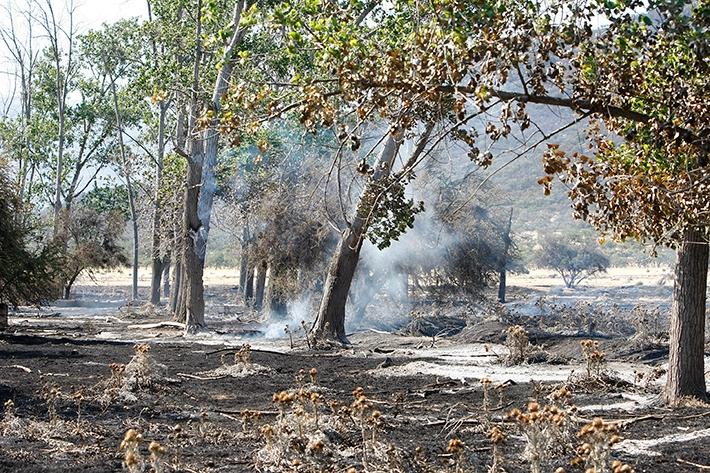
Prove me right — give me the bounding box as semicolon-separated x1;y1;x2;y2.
1;267;710;472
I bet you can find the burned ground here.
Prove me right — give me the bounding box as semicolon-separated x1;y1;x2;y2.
1;285;710;473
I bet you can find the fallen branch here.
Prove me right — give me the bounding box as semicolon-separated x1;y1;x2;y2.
426;418;481;427
617;414;665;428
677;458;710;470
176;372;229;381
676;410;710;421
205;347;289;357
127;322;185;330
5;364;32;373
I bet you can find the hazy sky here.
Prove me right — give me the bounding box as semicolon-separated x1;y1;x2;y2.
1;0;148;110
70;0;148;29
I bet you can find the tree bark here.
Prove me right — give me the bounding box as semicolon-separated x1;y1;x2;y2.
149;102;168;305
664;227;709;404
311;131;403;343
254;260;267;310
181;0;246;333
162;256;171;298
169;257;181;313
498;208;513;303
239;225;250;291
0;303;8;330
244;264;255;301
183;143;206;329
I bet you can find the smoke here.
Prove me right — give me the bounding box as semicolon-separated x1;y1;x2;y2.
261;295;315;339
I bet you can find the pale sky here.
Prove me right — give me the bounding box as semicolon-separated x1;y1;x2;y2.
70;0;148;29
1;0;148;110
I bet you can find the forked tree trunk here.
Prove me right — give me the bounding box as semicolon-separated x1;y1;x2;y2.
254;261;267;310
665;227;708;404
311;132;402;344
182;0;247;333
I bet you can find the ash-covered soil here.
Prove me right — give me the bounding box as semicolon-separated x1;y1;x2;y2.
1;278;709;472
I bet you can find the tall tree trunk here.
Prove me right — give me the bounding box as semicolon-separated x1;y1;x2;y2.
181;0;247;332
150;102;168;305
664;227;708;404
109;79;139;301
498;207;513;303
254;261;267;310
311;132;403;343
183;143;206;329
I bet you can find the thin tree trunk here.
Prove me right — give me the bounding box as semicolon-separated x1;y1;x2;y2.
150;102;168;304
169;257;181;313
312;132;403;343
498;207;513;303
110;79;139;301
664;227;708;404
128;186;139;301
0;303;8;330
239;225;249;291
244;264;255;301
254;261;267;310
176;262;188;323
162;256;171;297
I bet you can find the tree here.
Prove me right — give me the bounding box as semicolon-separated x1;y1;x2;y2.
239;0;708;402
177;0;255;332
81;19;148;302
535;236;609;288
61;186;129;298
35;0;79;240
0;164;62;321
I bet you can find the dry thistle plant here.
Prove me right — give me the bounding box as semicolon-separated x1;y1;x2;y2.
120;428;144;473
487;426;506;473
571;418;632;473
41;384;62;426
505;325;531;364
507;401;568;473
91;344;168;405
0;399;28;436
446;437;465;473
234;344;253;366
481;378;493;411
580;340;606;379
284;325;294;349
256;373;401;472
148;440;167;473
301;320;313;349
